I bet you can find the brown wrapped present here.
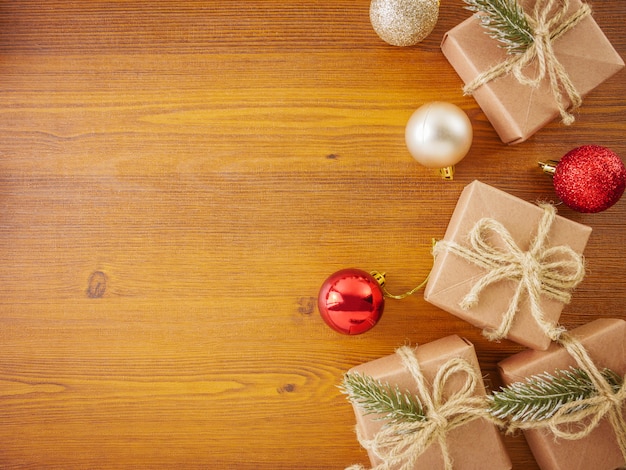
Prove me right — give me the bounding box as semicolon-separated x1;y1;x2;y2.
344;335;511;470
498;318;626;470
424;180;591;351
441;0;624;144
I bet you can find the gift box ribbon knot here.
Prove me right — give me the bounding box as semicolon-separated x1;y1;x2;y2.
433;203;585;342
464;0;592;125
350;346;493;470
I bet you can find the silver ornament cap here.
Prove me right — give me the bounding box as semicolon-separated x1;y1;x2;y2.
370;0;440;47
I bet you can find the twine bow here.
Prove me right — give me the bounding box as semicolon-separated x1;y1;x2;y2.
433;203;585;342
509;332;626;461
348;346;492;470
464;0;592;125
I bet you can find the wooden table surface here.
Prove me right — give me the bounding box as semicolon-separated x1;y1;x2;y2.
1;1;625;468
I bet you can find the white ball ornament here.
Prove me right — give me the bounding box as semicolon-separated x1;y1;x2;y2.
405;102;473;179
370;0;439;47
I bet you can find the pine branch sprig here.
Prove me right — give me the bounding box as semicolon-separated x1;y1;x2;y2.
464;0;534;54
340;372;427;425
488;367;624;422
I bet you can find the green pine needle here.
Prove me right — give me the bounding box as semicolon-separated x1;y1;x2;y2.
464;0;534;54
340;372;426;425
488;367;623;422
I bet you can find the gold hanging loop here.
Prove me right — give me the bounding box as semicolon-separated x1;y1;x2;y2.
369;240;436;299
369;270;430;300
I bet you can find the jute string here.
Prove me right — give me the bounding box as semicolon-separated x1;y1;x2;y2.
507;331;626;461
433;203;585;342
463;0;592;125
346;346;497;470
346;340;624;468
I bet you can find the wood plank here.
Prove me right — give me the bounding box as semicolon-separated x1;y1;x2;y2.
1;0;625;468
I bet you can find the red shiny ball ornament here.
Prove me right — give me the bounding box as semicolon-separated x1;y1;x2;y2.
318;269;384;335
552;145;626;213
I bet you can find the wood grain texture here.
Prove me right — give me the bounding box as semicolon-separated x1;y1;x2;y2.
0;1;624;468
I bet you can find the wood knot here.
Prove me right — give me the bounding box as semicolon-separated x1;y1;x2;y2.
86;271;107;298
297;297;316;316
277;383;296;394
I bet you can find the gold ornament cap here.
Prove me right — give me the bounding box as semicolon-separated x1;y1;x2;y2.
538;160;558;176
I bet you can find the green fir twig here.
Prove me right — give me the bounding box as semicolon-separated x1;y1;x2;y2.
488;367;623;422
340;372;426;425
464;0;534;54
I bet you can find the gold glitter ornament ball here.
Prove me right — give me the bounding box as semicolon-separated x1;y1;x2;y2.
369;0;439;46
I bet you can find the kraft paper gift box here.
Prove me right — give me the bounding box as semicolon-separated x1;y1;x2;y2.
498;318;626;470
424;180;592;351
347;335;511;470
441;0;624;144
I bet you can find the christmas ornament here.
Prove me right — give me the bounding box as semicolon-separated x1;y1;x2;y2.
318;269;384;335
318;269;428;334
405;102;473;180
370;0;439;47
539;145;626;213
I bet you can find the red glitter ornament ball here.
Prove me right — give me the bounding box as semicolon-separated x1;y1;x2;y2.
553;145;626;213
317;269;384;335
